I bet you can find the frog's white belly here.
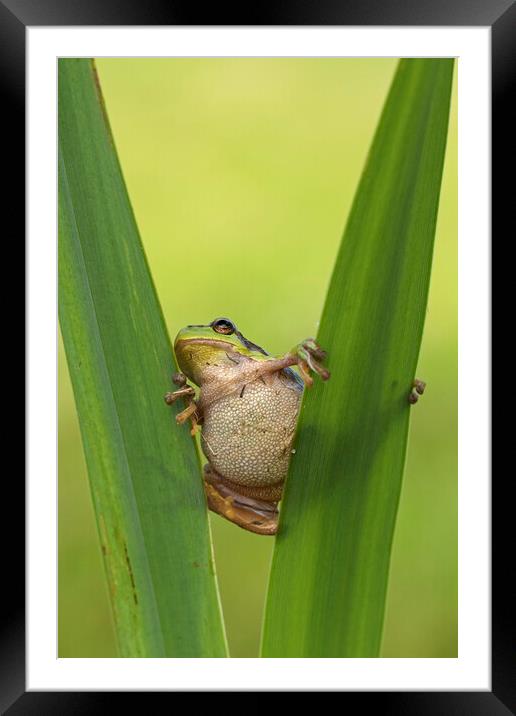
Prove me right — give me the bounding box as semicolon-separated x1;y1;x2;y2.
201;379;301;487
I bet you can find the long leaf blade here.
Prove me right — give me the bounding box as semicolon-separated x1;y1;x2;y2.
58;58;227;657
261;59;454;657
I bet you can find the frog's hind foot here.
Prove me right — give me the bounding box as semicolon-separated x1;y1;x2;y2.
203;465;279;536
408;378;426;404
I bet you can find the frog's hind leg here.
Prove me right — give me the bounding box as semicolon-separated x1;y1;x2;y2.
203;465;279;536
218;475;283;502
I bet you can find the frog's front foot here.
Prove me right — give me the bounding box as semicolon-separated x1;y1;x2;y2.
408;378;426;404
203;465;279;536
164;372;200;434
293;338;330;386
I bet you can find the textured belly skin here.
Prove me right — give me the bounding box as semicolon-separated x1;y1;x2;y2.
201;379;301;487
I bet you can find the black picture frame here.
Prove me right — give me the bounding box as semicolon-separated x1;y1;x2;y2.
6;0;509;711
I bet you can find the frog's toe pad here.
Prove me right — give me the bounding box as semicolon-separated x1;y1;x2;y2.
298;339;330;382
409;378;427;404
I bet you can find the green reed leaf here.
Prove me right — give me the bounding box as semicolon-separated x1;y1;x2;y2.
58;59;228;657
261;59;454;657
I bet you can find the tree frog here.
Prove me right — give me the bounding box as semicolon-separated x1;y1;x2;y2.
164;317;330;535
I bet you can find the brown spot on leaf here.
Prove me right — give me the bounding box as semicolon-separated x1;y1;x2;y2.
123;542;138;605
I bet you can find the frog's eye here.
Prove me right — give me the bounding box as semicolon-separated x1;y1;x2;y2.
211;318;235;335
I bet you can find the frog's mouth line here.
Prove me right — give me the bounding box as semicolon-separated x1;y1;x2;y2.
177;332;269;356
175;338;238;351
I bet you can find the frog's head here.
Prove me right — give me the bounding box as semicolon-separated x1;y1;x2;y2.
174;317;268;385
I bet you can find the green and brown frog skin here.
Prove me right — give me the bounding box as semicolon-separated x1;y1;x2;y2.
164;318;330;536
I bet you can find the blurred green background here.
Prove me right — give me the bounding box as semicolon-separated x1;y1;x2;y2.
58;58;457;658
